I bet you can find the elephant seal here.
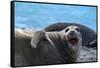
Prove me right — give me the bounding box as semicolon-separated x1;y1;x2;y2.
44;23;97;48
14;23;97;67
31;25;82;63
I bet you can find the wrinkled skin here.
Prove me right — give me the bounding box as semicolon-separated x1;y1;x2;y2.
45;23;97;48
13;23;97;67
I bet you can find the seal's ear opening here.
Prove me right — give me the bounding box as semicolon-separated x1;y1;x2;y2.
31;30;46;48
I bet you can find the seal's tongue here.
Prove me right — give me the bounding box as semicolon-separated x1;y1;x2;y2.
69;38;78;45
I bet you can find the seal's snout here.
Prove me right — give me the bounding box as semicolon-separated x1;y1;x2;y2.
67;30;79;45
69;31;75;36
68;32;79;45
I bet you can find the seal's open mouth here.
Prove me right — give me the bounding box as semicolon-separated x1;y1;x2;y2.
68;38;78;45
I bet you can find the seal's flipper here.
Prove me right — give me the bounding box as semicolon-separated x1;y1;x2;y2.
87;39;97;48
31;30;46;48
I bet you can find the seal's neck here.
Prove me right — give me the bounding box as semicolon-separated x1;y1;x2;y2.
46;32;82;63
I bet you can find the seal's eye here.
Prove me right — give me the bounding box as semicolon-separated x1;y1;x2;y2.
65;28;69;32
76;28;80;32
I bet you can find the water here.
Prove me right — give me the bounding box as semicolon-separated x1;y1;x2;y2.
14;2;97;31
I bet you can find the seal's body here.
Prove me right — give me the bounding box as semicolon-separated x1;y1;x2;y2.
14;23;96;66
31;25;82;63
45;23;96;48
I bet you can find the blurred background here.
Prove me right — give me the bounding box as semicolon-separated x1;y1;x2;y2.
15;2;97;31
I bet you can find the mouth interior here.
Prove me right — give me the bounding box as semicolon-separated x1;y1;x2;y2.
68;38;78;44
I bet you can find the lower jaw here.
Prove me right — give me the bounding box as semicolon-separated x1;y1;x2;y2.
69;42;78;46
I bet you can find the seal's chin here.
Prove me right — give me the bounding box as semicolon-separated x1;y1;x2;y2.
68;37;78;45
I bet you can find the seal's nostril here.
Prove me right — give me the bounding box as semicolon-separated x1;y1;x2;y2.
70;31;75;36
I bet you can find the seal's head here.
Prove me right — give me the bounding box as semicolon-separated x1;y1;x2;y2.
63;25;82;47
62;25;82;61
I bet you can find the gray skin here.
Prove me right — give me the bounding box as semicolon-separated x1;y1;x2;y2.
44;23;97;48
14;23;97;67
14;25;82;67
